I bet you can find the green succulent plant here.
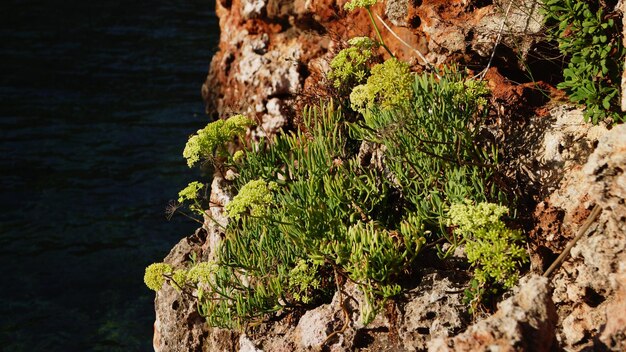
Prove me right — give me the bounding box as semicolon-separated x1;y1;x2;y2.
146;60;520;329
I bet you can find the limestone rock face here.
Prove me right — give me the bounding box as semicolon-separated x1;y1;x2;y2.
153;175;235;352
398;269;469;350
152;0;626;351
599;270;626;351
295;303;335;349
202;0;547;132
472;0;544;60
428;275;557;352
385;0;409;27
527;121;626;350
153;229;237;352
549;124;626;350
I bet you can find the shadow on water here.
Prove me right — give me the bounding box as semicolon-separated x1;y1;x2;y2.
0;0;219;350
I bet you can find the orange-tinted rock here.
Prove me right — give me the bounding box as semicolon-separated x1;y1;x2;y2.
202;0;545;133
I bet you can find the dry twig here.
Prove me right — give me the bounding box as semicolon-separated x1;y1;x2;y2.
543;204;602;277
477;0;515;80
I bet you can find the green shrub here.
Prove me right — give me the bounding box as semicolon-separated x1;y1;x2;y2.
146;61;521;328
207;68;504;326
351;67;501;240
344;220;425;322
543;0;625;124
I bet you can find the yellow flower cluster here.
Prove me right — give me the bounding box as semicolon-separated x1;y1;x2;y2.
187;262;217;284
350;58;413;113
344;0;378;11
144;263;172;291
448;201;528;289
177;181;203;203
224;179;277;220
328;45;373;93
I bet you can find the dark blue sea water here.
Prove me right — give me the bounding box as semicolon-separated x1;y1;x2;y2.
0;0;218;350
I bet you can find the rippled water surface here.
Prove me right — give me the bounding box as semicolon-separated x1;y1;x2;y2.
0;1;218;350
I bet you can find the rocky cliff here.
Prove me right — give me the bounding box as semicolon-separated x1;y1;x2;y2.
153;1;626;351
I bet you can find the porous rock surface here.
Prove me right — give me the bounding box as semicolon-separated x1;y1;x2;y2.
202;0;545;127
153;0;626;351
154;176;237;352
549;123;626;350
428;275;557;352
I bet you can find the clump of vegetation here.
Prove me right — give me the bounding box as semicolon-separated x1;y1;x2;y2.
147;12;530;330
448;201;528;312
145;61;527;329
344;220;425;322
542;0;625;124
351;67;500;241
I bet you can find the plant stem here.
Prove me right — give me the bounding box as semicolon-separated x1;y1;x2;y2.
477;0;514;80
374;13;439;77
366;7;394;57
177;210;205;225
